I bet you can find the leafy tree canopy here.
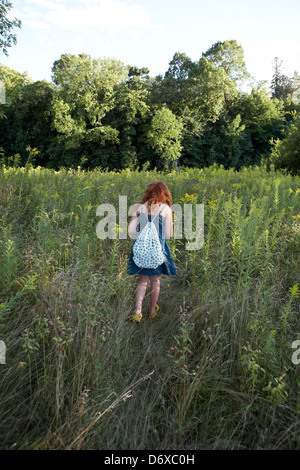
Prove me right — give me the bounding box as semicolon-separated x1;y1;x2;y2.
146;106;183;170
0;0;21;56
202;40;251;85
270;57;299;101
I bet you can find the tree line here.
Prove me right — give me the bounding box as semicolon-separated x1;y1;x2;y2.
0;41;299;174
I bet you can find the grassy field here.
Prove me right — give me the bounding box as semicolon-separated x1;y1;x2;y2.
0;163;299;450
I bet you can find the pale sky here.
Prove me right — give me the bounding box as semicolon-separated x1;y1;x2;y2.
1;0;300;88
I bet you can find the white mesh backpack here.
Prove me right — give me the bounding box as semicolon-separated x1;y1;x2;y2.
133;204;166;269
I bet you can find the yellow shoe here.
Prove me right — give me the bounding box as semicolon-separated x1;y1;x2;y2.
149;304;159;319
130;312;142;323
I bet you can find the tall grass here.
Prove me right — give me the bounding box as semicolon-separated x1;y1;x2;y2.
0;163;299;449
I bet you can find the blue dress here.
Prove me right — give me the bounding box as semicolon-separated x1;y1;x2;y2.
127;211;177;276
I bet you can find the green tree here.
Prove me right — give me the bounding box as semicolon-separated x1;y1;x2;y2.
269;115;300;175
202;40;251;86
0;80;55;165
151;53;235;121
232;83;285;162
165;52;194;82
50;53;152;169
180;81;286;170
192;56;235;121
146;107;183;170
51;53;128;135
50;53;127;167
150;45;249;170
0;0;21;56
178;56;241;168
149;52;195;114
270;57;295;100
100;66;150;170
180;111;251;170
0;63;33;140
0;63;32;103
128;66;150;79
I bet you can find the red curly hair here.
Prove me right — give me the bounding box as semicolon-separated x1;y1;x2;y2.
140;181;172;213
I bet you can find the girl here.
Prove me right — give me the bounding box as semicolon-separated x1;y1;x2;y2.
127;181;177;322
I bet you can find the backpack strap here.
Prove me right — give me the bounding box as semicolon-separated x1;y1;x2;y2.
140;203;165;216
151;204;166;223
139;204;147;214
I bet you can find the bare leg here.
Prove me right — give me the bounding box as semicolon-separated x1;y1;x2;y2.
134;275;149;317
149;275;160;317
